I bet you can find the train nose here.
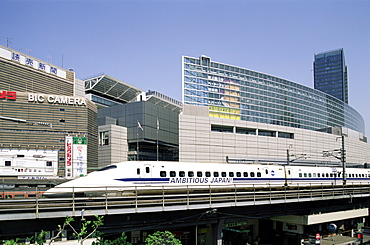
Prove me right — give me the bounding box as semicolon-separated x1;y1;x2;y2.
43;188;74;198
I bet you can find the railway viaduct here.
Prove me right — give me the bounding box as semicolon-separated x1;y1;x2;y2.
1;185;370;244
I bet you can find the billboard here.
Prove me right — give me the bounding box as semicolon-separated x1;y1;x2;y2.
65;136;87;178
0;149;58;178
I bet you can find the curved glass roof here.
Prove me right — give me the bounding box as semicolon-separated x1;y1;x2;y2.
182;56;365;135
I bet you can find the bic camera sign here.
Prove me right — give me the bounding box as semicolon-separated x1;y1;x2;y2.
28;93;86;106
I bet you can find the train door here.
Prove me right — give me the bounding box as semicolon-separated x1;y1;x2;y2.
263;167;270;185
285;167;293;186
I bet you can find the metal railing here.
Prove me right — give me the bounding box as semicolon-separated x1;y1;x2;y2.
0;183;369;221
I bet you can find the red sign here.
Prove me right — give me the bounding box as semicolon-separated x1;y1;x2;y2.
66;142;72;167
316;233;320;240
0;90;16;100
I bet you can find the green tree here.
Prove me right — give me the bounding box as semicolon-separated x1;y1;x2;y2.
92;232;132;245
48;215;104;245
145;231;181;245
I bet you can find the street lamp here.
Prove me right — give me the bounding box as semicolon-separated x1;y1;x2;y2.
195;209;217;245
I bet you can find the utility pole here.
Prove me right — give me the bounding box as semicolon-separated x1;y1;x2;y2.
341;135;346;185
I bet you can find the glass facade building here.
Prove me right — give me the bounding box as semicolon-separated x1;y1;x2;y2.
314;49;348;103
182;55;364;135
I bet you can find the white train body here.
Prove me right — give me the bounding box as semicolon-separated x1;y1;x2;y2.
44;161;370;197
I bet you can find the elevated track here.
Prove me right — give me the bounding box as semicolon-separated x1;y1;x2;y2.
1;183;370;221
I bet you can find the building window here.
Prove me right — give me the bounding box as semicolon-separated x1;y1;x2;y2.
236;127;256;135
258;130;276;137
5;161;11;167
211;124;233;133
278;132;294;139
99;131;109;146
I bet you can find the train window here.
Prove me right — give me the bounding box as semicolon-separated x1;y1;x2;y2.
205;172;211;177
188;171;194;177
98;165;117;171
197;171;202;177
46;161;52;167
304;173;307;177
221;172;226;177
236;172;241;177
5;161;11;167
308;173;312;177
265;169;268;175
214;172;219;177
356;174;358;178
330;173;333;177
170;171;176;177
313;173;316;177
229;172;234;177
146;167;150;173
179;171;185;177
288;170;291;175
250;172;255;177
257;172;261;177
160;171;166;177
137;168;140;175
243;172;248;177
318;173;320;177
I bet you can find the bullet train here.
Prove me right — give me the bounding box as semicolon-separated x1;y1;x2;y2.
44;161;370;197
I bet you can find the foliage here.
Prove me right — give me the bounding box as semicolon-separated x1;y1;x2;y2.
1;215;133;245
2;238;23;245
2;230;49;245
145;231;181;245
34;230;49;245
92;232;132;245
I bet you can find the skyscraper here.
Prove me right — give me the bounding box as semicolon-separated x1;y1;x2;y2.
313;48;348;103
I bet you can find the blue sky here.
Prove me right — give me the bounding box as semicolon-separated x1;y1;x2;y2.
1;0;369;137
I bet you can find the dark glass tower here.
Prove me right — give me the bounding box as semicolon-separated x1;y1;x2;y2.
314;49;348;103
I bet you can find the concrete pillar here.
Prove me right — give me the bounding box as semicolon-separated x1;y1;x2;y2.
212;218;225;245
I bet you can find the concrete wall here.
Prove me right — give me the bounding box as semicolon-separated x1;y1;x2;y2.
98;124;127;168
179;105;370;165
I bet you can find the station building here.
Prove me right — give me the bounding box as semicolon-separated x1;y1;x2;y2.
180;55;369;166
0;45;97;179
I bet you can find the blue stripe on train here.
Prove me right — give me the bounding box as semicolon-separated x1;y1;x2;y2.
114;177;370;184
